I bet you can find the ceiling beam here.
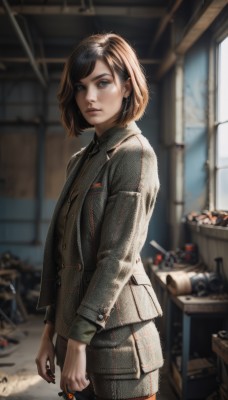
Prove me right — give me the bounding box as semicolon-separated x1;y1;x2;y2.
156;0;227;81
0;57;161;65
148;0;183;55
0;5;166;18
2;0;47;88
176;0;227;54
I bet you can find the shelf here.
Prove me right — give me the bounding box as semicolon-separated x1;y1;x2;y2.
188;222;228;241
171;362;217;399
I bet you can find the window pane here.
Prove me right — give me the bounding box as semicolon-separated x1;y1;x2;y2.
216;168;228;210
218;36;228;122
217;122;228;167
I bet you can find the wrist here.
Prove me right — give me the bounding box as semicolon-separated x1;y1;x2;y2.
68;338;87;350
42;322;55;340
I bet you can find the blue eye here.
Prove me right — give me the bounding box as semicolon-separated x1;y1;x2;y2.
98;80;110;88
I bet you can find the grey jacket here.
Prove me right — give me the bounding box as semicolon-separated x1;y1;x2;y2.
38;122;162;335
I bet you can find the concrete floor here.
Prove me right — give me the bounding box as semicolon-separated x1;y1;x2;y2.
0;315;177;400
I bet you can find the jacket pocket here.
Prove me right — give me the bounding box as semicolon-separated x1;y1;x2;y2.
87;329;140;378
130;273;163;320
132;320;164;373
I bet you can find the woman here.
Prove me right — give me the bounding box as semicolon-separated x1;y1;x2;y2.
36;33;163;400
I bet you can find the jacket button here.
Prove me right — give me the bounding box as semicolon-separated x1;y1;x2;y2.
97;314;104;321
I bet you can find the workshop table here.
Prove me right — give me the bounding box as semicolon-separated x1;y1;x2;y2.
150;267;228;400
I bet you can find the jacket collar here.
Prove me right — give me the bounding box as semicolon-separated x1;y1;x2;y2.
92;121;141;153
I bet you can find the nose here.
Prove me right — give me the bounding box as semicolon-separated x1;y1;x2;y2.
85;85;97;103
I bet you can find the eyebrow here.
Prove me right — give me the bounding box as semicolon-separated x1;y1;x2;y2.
78;73;112;84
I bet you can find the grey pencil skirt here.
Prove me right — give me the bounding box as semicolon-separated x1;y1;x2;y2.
55;320;163;400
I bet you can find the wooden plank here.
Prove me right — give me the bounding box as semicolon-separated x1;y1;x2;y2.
172;294;228;314
176;0;228;54
0;5;166;18
212;334;228;364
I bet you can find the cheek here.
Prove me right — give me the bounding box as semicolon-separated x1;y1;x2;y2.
75;94;83;110
102;87;123;106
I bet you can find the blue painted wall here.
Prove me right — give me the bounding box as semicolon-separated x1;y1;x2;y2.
138;85;169;256
183;33;209;214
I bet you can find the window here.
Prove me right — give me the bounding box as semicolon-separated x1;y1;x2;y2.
216;35;228;210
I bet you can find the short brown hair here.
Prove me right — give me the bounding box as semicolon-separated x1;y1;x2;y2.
58;33;149;137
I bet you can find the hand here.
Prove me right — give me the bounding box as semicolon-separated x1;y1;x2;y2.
60;339;90;393
35;322;56;384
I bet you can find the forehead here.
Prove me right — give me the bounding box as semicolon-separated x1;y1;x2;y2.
79;60;113;83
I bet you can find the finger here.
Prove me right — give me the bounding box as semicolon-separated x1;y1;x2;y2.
37;359;55;383
37;366;53;383
46;367;56;383
60;377;72;393
74;379;89;392
49;356;55;374
81;377;90;388
60;376;65;392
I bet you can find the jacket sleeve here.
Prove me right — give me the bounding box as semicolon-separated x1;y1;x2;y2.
76;139;160;329
44;304;56;324
68;315;97;344
44;306;97;344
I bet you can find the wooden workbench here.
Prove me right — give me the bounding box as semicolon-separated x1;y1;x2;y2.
150;266;228;400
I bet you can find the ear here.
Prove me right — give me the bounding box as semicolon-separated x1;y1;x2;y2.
123;78;132;98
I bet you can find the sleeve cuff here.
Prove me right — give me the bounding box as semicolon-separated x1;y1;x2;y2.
68;315;97;345
44;305;56;324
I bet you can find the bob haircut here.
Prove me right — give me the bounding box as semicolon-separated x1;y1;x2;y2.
58;33;149;137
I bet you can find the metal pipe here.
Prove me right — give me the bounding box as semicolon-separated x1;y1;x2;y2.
2;0;47;88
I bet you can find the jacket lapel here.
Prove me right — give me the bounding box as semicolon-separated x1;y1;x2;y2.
75;148;110;263
75;122;141;264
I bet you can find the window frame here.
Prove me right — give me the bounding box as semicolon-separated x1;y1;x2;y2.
208;22;228;211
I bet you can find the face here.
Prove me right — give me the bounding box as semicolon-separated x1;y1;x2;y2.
74;59;131;136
